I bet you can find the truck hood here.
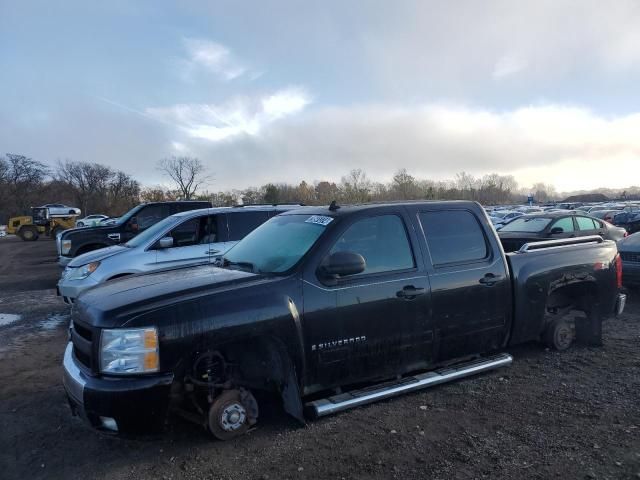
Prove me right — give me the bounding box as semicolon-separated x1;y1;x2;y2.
67;245;127;267
619;232;640;251
62;224;119;239
74;264;277;328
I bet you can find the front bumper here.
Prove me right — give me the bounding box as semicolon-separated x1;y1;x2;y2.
58;256;72;268
57;275;101;304
62;343;173;433
622;261;640;286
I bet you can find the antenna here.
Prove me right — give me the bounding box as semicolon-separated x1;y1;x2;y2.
329;200;340;211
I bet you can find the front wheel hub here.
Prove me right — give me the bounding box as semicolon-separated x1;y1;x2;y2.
220;403;246;431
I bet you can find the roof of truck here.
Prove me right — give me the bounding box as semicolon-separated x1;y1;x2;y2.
279;200;480;217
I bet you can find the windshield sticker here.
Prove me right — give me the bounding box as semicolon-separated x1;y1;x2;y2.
305;215;334;226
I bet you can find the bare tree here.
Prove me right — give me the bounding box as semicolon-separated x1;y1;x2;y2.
340;169;372;203
2;154;50;217
157;156;210;200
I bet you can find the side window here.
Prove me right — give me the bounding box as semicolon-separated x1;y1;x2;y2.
137;205;171;230
420;210;488;266
167;217;208;247
329;215;414;275
551;217;575;232
576;217;597;230
593;219;603;229
227;211;271;241
200;215;218;243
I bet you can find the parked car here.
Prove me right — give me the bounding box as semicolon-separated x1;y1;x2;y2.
491;210;523;225
618;232;640;287
498;212;627;252
41;203;82;216
57;205;298;303
57;201;212;267
612;212;640;235
62;201;625;437
76;214;109;227
590;209;623;223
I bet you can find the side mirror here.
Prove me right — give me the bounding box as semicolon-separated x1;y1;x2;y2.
550;227;564;234
319;251;366;280
157;237;173;249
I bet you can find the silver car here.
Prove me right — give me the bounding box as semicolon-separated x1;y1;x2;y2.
40;203;82;216
57;206;294;303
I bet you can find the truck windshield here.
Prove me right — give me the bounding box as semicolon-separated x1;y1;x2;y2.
125;215;180;248
499;217;552;233
222;214;329;273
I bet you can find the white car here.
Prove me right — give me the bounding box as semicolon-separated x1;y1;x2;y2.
41;203;81;216
76;214;109;227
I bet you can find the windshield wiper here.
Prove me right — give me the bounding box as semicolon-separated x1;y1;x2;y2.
220;257;258;273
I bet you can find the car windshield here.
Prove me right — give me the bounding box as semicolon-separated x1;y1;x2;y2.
222;214;329;274
125;215;181;248
499;217;552;233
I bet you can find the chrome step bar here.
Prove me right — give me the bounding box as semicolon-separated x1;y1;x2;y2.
306;353;513;418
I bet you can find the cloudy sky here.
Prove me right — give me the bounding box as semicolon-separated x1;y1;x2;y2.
2;0;640;192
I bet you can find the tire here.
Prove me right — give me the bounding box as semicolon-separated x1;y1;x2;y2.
76;222;84;227
208;389;258;441
544;317;574;351
18;226;39;242
68;210;76;215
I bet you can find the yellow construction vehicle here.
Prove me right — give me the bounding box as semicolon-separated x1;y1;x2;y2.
7;207;77;241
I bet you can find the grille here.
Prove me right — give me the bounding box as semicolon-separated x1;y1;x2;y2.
621;251;640;263
71;320;94;370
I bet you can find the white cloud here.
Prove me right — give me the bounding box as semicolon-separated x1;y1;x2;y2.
169;101;640;192
146;87;312;142
182;38;247;81
493;54;527;79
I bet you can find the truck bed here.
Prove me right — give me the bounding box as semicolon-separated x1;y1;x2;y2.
505;236;619;345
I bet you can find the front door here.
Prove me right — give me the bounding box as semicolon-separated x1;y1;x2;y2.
153;215;213;270
302;212;432;392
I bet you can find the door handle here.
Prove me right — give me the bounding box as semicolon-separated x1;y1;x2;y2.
397;286;427;299
479;273;503;286
206;249;220;255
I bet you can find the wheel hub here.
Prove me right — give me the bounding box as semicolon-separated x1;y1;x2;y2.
220;403;247;431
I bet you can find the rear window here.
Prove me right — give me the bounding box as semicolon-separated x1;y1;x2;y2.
499;217;552;232
420;211;488;266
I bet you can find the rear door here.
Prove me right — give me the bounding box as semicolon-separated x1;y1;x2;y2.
302;209;433;389
417;208;510;362
575;216;600;237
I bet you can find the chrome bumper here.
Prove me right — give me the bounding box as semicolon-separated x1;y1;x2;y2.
62;342;86;406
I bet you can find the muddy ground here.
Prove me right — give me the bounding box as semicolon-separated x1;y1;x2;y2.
0;235;639;480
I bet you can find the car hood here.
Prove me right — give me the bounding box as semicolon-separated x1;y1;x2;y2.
67;245;128;267
74;264;279;328
619;232;640;251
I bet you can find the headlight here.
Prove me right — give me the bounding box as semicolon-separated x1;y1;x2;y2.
62;239;72;255
100;327;159;374
66;261;100;280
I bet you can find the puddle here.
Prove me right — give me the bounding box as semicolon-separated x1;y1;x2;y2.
39;313;69;331
0;313;21;327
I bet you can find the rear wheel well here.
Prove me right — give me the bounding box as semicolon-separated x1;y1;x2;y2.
543;282;602;347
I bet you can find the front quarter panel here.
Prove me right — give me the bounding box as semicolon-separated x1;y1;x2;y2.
124;275;306;387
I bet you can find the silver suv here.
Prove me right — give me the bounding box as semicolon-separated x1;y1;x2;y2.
57;205;297;303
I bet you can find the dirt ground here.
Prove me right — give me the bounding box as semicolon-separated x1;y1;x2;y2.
0;235;639;480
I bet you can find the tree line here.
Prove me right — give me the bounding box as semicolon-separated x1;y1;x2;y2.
1;152;552;225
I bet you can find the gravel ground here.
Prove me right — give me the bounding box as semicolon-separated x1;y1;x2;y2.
0;235;639;480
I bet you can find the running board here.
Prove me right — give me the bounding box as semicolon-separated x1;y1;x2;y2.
306;353;513;418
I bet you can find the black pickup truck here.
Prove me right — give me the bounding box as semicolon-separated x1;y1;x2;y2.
57;201;211;267
63;201;626;438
